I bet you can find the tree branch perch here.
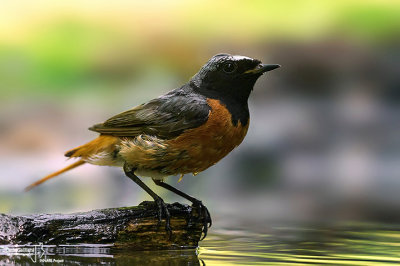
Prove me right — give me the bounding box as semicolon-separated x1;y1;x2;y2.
0;201;204;250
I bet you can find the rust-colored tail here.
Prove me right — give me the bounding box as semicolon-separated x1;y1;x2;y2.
25;160;85;192
25;135;119;192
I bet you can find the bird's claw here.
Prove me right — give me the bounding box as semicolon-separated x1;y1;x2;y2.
192;200;212;240
154;197;172;236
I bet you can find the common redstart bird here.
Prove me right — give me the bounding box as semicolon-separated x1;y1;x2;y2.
25;54;279;239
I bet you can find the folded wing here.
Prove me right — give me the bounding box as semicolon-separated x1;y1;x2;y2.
89;92;210;139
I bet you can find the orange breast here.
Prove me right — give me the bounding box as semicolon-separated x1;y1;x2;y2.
163;98;249;174
118;99;249;177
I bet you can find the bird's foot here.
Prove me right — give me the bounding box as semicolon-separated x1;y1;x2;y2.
192;200;212;240
154;197;172;236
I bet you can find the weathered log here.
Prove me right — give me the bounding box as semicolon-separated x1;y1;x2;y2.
0;201;204;250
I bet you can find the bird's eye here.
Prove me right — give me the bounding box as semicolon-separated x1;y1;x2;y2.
222;62;237;73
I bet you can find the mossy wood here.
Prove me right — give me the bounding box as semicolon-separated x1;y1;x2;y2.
0;202;203;250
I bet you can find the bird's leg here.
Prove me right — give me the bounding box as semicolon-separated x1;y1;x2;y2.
153;179;211;240
123;165;171;234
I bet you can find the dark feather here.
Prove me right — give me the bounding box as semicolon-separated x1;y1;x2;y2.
89;85;210;139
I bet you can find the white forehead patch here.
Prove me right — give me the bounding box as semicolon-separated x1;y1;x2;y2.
231;55;252;61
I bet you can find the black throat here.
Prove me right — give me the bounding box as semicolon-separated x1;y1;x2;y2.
189;80;250;126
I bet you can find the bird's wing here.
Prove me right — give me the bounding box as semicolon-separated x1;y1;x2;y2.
89;93;210;139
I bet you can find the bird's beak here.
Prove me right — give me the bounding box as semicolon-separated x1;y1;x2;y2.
244;64;280;74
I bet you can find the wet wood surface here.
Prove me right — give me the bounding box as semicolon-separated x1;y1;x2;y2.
0;201;203;250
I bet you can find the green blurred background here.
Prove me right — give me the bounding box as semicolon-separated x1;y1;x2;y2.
1;0;400;231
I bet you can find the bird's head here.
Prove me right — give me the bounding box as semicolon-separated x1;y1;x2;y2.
190;54;280;103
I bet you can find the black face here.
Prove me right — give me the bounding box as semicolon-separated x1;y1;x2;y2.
190;54;279;104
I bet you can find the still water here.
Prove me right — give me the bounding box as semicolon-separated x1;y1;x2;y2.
1;223;400;265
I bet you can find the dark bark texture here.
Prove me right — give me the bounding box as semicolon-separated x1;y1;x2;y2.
0;201;203;250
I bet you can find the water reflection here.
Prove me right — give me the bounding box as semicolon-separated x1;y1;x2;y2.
200;224;400;265
2;223;400;265
0;245;202;265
